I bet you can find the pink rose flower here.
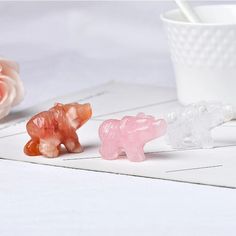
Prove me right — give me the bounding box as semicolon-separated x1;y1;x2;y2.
0;57;24;119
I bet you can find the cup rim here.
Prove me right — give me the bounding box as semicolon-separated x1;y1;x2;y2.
160;4;236;26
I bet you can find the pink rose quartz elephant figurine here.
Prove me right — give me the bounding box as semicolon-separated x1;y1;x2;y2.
98;113;167;162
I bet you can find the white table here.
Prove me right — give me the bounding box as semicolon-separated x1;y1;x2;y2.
1;159;236;236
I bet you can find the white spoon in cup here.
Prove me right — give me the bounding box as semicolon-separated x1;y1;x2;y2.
175;0;201;23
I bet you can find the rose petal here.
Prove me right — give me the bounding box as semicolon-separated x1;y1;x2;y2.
0;75;16;107
0;60;24;106
1;64;18;80
11;74;24;106
0;79;11;119
0;57;19;73
0;80;10;106
0;58;24;120
0;81;7;103
1;70;25;106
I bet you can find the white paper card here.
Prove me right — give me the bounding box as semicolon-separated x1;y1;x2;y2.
1;81;236;188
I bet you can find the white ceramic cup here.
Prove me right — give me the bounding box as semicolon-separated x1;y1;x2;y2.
161;5;236;108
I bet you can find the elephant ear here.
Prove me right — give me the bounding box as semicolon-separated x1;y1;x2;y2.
51;103;67;116
120;117;130;130
136;113;155;120
120;116;138;134
120;116;147;134
54;102;63;107
137;112;146;118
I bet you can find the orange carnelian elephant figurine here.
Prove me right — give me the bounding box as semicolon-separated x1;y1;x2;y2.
24;102;92;158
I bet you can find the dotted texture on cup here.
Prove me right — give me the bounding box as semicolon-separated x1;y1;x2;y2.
164;23;236;68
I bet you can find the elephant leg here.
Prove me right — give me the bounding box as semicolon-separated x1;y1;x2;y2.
99;142;120;160
39;138;61;158
64;138;83;153
124;145;146;162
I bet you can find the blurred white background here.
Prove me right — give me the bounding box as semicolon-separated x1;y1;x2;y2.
0;1;231;108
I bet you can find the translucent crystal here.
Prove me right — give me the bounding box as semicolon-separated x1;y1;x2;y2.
165;102;234;149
